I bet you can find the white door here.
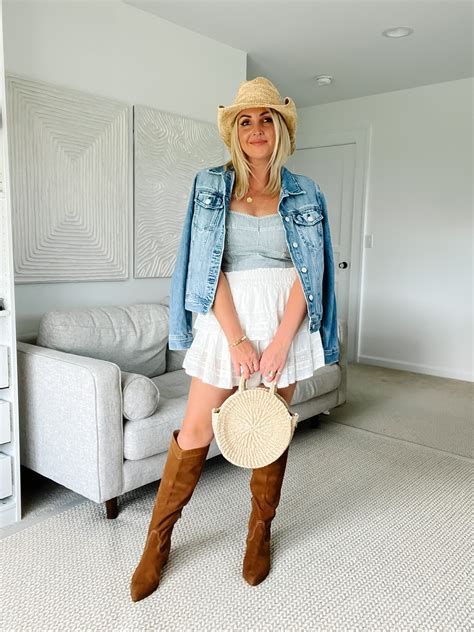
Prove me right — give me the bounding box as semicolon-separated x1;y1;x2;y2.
286;141;360;361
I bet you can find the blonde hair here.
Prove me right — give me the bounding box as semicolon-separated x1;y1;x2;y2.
223;108;292;199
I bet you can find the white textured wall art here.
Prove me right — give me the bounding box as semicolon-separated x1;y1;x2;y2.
134;106;226;278
6;74;131;283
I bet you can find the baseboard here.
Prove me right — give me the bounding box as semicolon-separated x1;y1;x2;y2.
357;355;473;382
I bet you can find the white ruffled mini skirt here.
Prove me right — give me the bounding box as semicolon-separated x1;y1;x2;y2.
182;266;326;389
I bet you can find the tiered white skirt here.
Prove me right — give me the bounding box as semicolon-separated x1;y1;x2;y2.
182;266;326;389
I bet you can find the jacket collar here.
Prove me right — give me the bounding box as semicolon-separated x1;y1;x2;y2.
207;164;305;196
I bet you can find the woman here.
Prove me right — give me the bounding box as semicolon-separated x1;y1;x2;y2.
130;77;339;602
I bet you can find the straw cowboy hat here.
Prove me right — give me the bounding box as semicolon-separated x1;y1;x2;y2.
217;77;297;155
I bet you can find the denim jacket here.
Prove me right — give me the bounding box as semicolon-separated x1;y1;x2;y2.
168;164;339;365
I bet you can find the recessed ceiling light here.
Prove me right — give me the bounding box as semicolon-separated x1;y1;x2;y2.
382;26;414;38
313;75;333;86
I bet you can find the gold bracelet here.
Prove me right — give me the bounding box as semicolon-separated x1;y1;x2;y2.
229;334;247;348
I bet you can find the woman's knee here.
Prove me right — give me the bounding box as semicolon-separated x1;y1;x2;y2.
277;382;297;405
180;377;238;446
176;427;212;450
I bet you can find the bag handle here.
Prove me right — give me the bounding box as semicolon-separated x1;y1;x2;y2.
238;374;277;396
237;376;295;419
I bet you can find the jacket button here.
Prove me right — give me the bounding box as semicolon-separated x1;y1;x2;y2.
301;267;307;273
307;215;313;221
285;216;290;221
205;197;211;204
292;242;298;248
308;294;314;300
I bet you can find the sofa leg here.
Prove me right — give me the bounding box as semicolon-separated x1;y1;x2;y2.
105;497;118;519
308;415;321;429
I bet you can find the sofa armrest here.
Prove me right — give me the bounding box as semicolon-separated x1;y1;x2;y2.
16;342;123;504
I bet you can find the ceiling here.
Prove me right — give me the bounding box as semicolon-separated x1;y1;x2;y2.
123;0;473;107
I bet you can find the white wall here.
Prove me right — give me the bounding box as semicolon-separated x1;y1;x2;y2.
297;78;473;381
2;0;246;338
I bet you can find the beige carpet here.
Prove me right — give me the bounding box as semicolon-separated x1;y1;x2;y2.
1;423;471;630
327;363;472;458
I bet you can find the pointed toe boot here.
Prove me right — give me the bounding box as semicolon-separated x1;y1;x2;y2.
242;445;289;586
130;429;210;602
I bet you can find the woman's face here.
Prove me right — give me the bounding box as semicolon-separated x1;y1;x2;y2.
236;107;276;161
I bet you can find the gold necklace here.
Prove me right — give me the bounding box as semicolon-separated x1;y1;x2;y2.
246;189;263;203
246;190;278;203
241;185;277;204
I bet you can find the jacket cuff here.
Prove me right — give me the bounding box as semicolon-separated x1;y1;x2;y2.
168;335;193;351
324;348;339;365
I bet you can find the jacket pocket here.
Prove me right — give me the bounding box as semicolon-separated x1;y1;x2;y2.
192;190;223;232
292;206;324;250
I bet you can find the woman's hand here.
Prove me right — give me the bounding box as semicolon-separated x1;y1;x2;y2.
259;338;290;385
230;339;260;380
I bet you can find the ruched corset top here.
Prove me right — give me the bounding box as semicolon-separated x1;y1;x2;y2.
221;209;294;272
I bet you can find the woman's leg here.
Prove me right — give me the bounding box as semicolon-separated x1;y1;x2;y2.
177;376;238;448
242;381;297;585
272;382;297;406
130;376;238;602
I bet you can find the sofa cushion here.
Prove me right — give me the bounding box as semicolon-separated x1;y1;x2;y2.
36;303;169;378
292;364;341;405
121;371;160;421
123;371;192;460
166;348;186;372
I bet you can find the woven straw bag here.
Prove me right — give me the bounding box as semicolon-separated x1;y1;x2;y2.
211;375;299;468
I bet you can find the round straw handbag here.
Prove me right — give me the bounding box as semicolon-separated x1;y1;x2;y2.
211;375;299;468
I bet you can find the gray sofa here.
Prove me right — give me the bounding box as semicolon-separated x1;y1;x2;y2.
16;300;347;519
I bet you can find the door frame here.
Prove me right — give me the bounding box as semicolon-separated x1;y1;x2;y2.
297;126;372;363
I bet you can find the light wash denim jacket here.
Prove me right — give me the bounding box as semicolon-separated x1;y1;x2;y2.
168;164;339;365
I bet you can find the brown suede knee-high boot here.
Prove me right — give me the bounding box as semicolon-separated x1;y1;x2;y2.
242;445;290;586
130;429;210;602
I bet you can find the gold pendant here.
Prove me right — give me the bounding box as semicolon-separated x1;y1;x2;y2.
246;196;253;203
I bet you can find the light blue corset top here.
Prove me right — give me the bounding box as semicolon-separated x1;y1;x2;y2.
221;210;294;272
